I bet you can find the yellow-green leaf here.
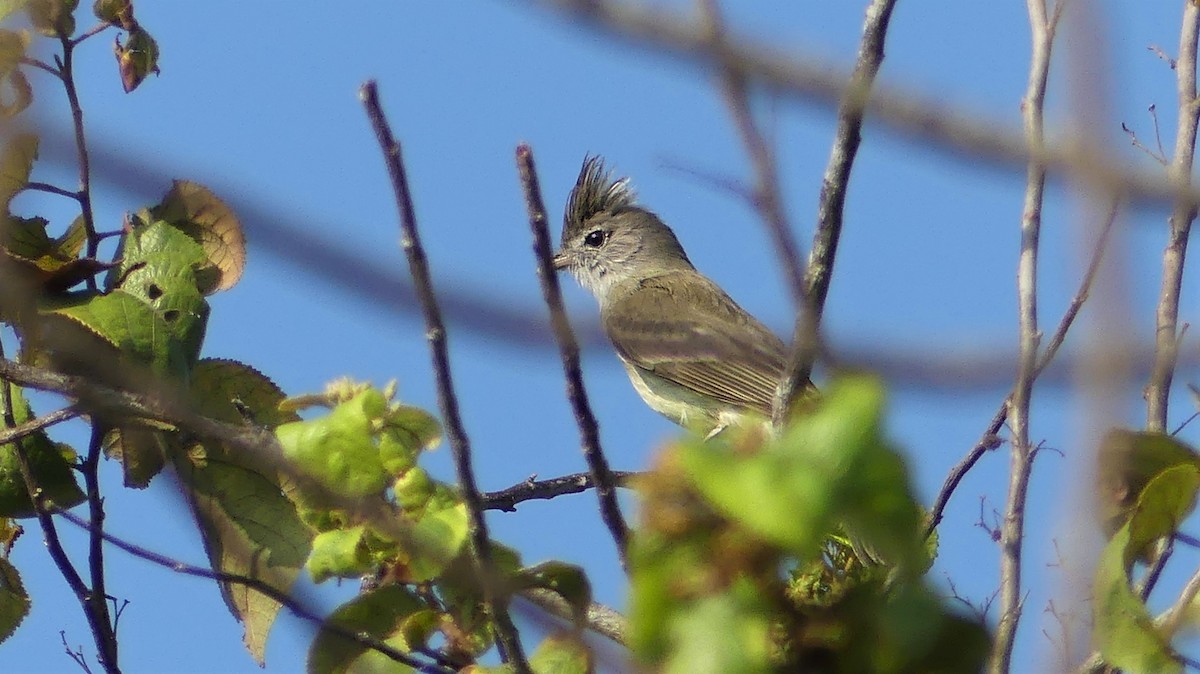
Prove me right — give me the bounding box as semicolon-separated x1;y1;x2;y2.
174;438;314;665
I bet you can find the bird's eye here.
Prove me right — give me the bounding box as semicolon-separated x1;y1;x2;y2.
583;230;608;247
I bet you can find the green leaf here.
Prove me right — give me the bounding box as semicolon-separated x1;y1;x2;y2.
174;437;314;665
1;215;107;293
0;1;31;24
681;375;922;566
116;25;157;92
405;500;469;582
102;424;169;489
661;578;774;674
40;289;192;379
307;525;371;583
307;584;424;674
528;634;593;674
276;390;390;498
1093;463;1198;674
0;556;29;645
149;180;246;293
0;382;85;517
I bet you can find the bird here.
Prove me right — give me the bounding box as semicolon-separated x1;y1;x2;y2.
552;155;799;438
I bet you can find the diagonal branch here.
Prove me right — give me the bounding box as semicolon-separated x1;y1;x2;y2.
358;80;529;672
926;200;1119;537
482;469;638;512
516;145;629;567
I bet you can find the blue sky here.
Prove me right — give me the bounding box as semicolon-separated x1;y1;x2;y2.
6;2;1200;672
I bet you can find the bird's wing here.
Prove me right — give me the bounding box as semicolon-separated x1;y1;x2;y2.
601;272;787;417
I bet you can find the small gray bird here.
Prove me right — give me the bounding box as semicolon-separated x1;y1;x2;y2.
553;156;794;438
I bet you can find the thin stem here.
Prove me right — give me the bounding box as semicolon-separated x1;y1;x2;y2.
358;80;529;673
82;424;115;670
70;23;111;46
0;405;79;444
990;3;1054;671
515;145;629;567
1146;0;1200;432
23;181;81;200
56;35;100;281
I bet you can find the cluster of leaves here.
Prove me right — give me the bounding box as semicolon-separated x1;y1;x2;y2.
629;375;990;673
278;380;595;673
1092;429;1200;674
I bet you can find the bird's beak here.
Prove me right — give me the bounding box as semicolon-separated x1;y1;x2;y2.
551;251;569;271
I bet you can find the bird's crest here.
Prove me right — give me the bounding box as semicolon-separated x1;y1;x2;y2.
564;155;637;236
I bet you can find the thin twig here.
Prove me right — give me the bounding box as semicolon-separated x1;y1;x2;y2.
358;80;529;672
924;197;1118;538
697;0;805;311
515;145;629;567
0;346;118;673
55;35;100;282
481;470;637;512
0;406;79;445
23;181;81;200
82;424;116;670
991;3;1056;671
53;510;453;674
1146;0;1200;433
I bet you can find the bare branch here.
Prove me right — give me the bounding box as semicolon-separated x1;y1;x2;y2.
515;145;630;567
482;470;638;512
991;5;1055;671
774;0;898;427
1146;0;1200;433
358;80;529;672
